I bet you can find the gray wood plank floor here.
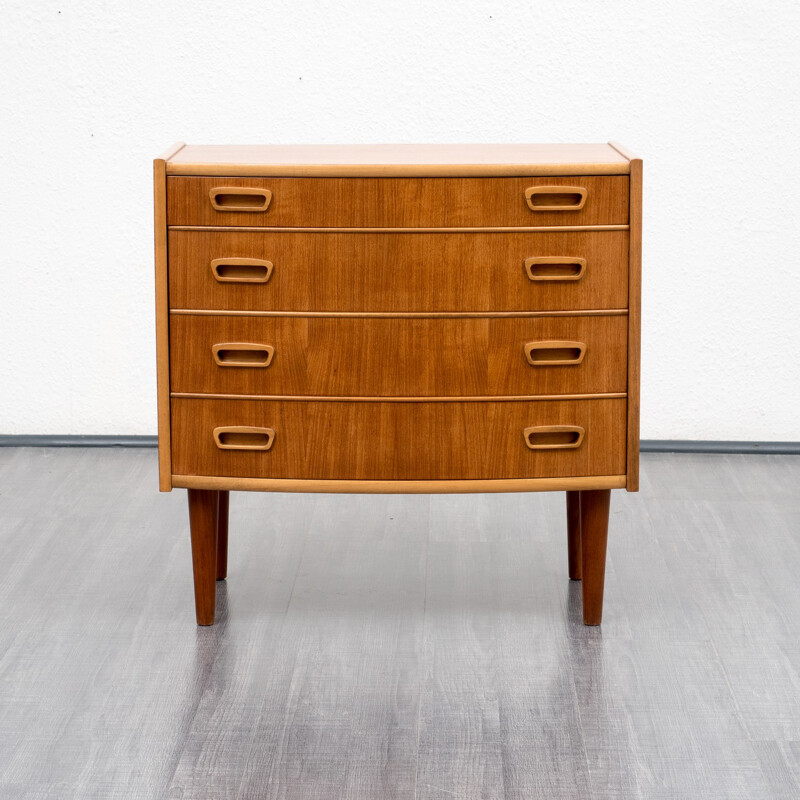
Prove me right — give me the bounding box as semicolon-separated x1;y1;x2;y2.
0;448;798;799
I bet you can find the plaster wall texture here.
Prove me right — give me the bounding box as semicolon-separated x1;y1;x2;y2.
2;1;799;439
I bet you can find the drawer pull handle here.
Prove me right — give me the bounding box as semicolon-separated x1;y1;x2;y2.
212;343;275;368
524;257;586;281
524;186;587;212
213;426;275;451
209;187;272;212
524;341;586;366
211;258;273;283
523;425;585;450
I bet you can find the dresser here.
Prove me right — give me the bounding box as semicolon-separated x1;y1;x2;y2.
153;143;642;627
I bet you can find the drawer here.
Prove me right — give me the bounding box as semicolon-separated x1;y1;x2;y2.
171;398;627;480
166;176;628;228
168;230;629;312
169;315;628;397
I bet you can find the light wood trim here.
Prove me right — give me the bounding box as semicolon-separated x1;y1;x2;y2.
524;257;586;282
169;309;629;319
158;141;186;161
154;146;183;491
171;474;627;494
211;257;274;283
626;153;642;491
524;186;587;212
608;141;640;162
171;392;627;402
213;426;275;451
523;425;585;450
209;186;272;212
608;141;642;491
524;341;586;366
212;343;275;368
168;225;630;234
167;164;630;178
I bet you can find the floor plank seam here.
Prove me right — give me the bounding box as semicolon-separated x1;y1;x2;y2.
232;514;310;800
413;511;432;800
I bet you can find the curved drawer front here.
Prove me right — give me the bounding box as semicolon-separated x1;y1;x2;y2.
171;398;627;481
167;176;628;228
169;315;628;397
168;230;629;313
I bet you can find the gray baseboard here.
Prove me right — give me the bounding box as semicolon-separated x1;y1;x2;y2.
640;439;800;455
0;435;798;455
0;435;159;448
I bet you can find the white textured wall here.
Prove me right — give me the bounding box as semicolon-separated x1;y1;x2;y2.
2;1;799;440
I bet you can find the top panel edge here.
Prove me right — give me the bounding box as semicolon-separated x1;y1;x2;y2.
163;143;632;177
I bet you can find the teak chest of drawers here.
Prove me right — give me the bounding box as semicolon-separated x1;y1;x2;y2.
153;143;642;626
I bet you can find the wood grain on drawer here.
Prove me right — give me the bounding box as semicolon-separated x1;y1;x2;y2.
171;398;627;480
166;176;628;228
169;315;628;397
168;230;629;312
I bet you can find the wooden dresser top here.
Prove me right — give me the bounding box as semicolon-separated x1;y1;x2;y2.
162;143;633;177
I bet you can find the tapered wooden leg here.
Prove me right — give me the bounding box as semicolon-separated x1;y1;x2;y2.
580;489;611;626
216;490;229;581
566;490;582;580
187;489;219;626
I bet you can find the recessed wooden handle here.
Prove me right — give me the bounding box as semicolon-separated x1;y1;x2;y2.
524;257;586;281
211;258;274;283
212;343;275;368
209;187;272;212
524;186;587;211
524;341;586;366
523;426;585;450
213;426;275;451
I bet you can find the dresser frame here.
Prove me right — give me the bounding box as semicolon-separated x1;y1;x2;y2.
154;143;642;627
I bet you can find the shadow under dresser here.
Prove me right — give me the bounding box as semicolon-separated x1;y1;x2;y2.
153;142;642;626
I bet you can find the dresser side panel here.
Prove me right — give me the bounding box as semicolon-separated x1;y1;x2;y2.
154;157;173;491
626;157;642;491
